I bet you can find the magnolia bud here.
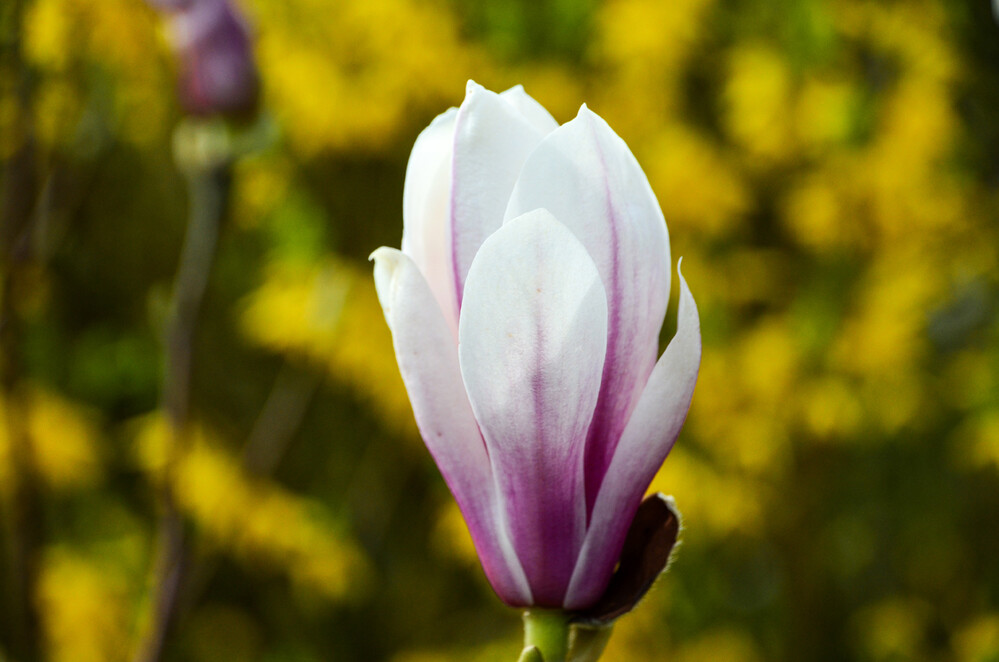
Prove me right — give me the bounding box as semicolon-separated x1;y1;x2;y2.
372;82;701;612
151;0;260;119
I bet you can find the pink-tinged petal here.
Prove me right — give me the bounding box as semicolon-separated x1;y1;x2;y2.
499;85;559;135
450;81;549;307
401;107;459;334
371;247;532;606
564;264;700;610
504;105;670;515
458;209;608;607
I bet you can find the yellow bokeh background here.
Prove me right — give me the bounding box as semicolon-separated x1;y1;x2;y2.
2;0;998;659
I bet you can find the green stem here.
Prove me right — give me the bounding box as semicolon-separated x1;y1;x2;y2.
523;610;572;662
567;624;613;662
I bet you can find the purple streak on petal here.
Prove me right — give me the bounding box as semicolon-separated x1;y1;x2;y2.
564;264;700;609
503;107;670;517
371;248;532;606
583;121;624;512
458;211;608;606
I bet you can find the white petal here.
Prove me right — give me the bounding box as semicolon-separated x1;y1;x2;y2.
402;107;459;334
500;85;559;135
458;209;608;605
564;263;700;609
450;81;549;306
371;247;532;605
504;105;671;513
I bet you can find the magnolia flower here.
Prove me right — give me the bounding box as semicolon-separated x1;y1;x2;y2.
372;82;701;610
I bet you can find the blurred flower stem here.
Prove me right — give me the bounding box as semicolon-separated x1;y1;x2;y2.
135;4;265;653
133;120;232;662
0;0;43;659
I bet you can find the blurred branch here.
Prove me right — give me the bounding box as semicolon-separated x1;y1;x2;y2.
30;107;114;263
242;360;320;476
0;0;44;660
1;0;38;259
0;290;43;662
133;137;230;662
175;360;320;618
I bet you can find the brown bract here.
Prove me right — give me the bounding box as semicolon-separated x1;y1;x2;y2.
573;494;680;625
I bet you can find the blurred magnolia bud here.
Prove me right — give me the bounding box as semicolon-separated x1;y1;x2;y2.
151;0;260;119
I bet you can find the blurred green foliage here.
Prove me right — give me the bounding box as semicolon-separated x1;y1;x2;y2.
1;0;999;660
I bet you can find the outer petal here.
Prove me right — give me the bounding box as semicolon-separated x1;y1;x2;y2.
371;247;532;606
402;107;459;334
458;209;608;606
450;81;550;307
564;264;700;609
504;105;670;515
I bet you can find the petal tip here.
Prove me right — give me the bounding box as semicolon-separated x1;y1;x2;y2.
568;103;609;137
371;247;405;314
369;246;397;264
576;102;598;122
427;106;459;130
465;79;484;97
676;258;698;308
